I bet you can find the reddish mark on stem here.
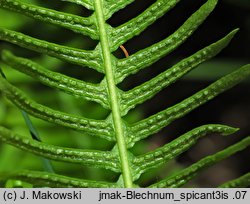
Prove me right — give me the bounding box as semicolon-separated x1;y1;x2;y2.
120;45;129;58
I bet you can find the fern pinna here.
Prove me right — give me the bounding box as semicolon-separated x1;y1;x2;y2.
0;0;249;188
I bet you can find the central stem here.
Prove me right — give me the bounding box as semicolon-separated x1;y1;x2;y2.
94;0;133;187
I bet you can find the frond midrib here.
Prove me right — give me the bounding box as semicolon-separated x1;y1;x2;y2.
93;0;133;187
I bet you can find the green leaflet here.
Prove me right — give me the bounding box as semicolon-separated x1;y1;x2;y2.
149;136;250;188
219;172;250;188
103;0;135;20
0;28;103;72
115;0;217;82
132;124;238;177
0;0;98;38
0;126;120;172
1;50;109;108
0;76;114;140
120;29;238;114
0;0;249;188
109;0;182;50
0;170;118;187
129;64;250;145
60;0;93;10
0;67;54;173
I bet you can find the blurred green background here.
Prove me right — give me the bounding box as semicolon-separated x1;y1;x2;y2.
0;0;249;187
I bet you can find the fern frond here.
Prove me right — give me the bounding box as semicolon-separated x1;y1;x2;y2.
132;124;238;176
0;67;55;172
103;0;134;19
94;0;133;187
115;0;218;83
0;77;113;140
0;126;119;171
0;0;97;38
110;0;182;50
60;0;93;10
1;50;109;108
149;136;250;187
130;64;250;145
0;28;103;72
121;29;238;114
0;170;117;187
0;0;249;188
219;172;250;188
